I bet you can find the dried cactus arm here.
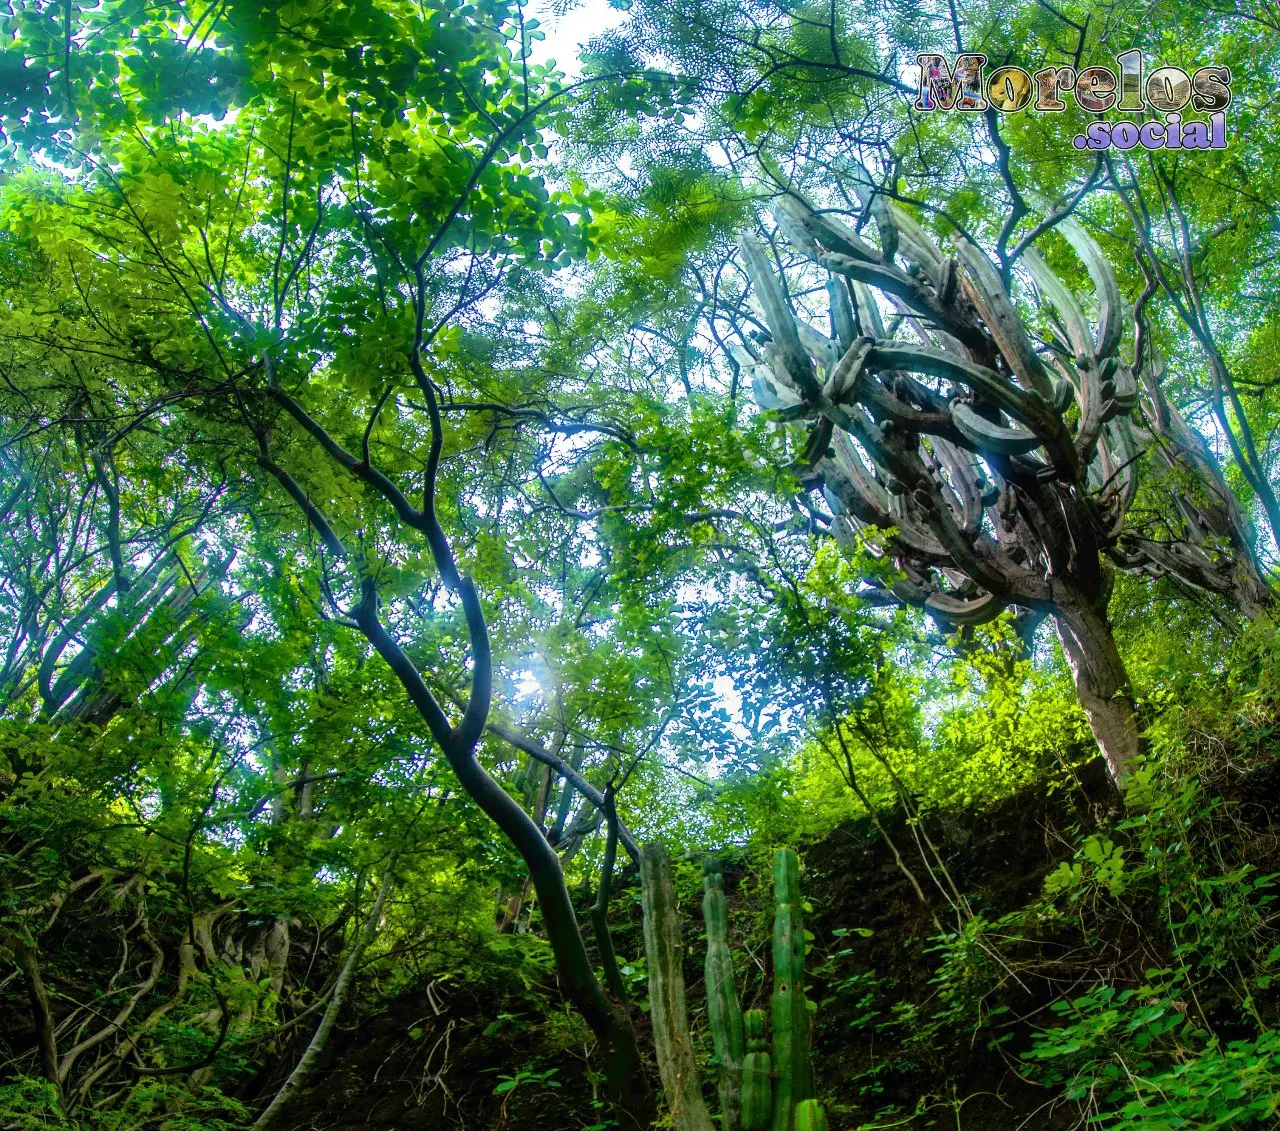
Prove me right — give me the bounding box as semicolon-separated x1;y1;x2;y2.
886;294;969;356
752;374;805;414
782;168;941;286
931;438;987;535
887;202;948;288
795;318;840;373
1111;363;1139;412
740;237;821;398
917;477;1051;603
816;252;982;349
815;397;911;482
762;342;810;401
866;343;1046;427
731;343;807;415
888;491;953;559
846;165;900;263
827;278;858;350
950;402;1044;456
831;429;891;513
820;456;951;561
774;195;881;264
822;340;959;438
1101;418;1141;516
890;572;931;603
1023;247;1095;364
1027;196;1123;360
851;280;888;339
933;472;978;538
950;234;1056;400
920;504;1016;598
1025;248;1111;456
817;461;898;543
924;589;1004;625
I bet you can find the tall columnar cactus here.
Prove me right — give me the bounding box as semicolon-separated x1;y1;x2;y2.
640;844;716;1131
640;846;821;1131
704;858;746;1131
741;1010;772;1131
770;848;812;1131
792;1100;830;1131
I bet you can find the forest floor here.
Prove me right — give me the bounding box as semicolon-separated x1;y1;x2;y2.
274;751;1280;1130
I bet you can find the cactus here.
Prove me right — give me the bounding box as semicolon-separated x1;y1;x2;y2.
949;401;1042;456
639;843;716;1131
640;848;821;1131
741;1010;772;1131
731;171;1167;784
771;848;812;1131
792;1100;829;1131
703;858;745;1131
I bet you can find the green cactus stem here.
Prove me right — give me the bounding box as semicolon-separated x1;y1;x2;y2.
703;858;745;1131
640;843;715;1131
740;1009;772;1131
771;848;813;1131
792;1100;829;1131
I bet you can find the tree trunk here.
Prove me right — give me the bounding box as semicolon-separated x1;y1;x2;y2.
1228;558;1276;625
1053;591;1141;786
4;929;64;1110
251;854;396;1130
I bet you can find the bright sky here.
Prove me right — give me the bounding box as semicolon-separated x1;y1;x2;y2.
524;0;630;78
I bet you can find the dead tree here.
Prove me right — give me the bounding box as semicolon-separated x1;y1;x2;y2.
728;172;1188;784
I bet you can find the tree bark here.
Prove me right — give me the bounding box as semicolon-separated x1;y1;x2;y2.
260;419;650;1126
591;791;628;1005
1053;590;1141;786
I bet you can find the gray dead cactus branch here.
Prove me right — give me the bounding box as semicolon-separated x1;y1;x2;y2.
727;165;1272;786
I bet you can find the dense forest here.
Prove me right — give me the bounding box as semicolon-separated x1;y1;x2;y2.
2;0;1280;1128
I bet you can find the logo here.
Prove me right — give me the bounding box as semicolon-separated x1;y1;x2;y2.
914;50;1231;151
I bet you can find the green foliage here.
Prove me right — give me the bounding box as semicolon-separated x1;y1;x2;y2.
1043;835;1129;901
492;1065;562;1096
0;0;1278;1127
862;741;1280;1129
1024;988;1280;1129
0;1076;250;1131
787;616;1088;838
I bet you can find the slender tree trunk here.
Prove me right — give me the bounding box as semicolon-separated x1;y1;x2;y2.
1053;591;1140;786
354;611;649;1126
591;791;628;1005
260;431;650;1124
252;854;397;1130
5;930;64;1110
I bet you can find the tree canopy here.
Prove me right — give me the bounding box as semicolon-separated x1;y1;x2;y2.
2;0;1280;1128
